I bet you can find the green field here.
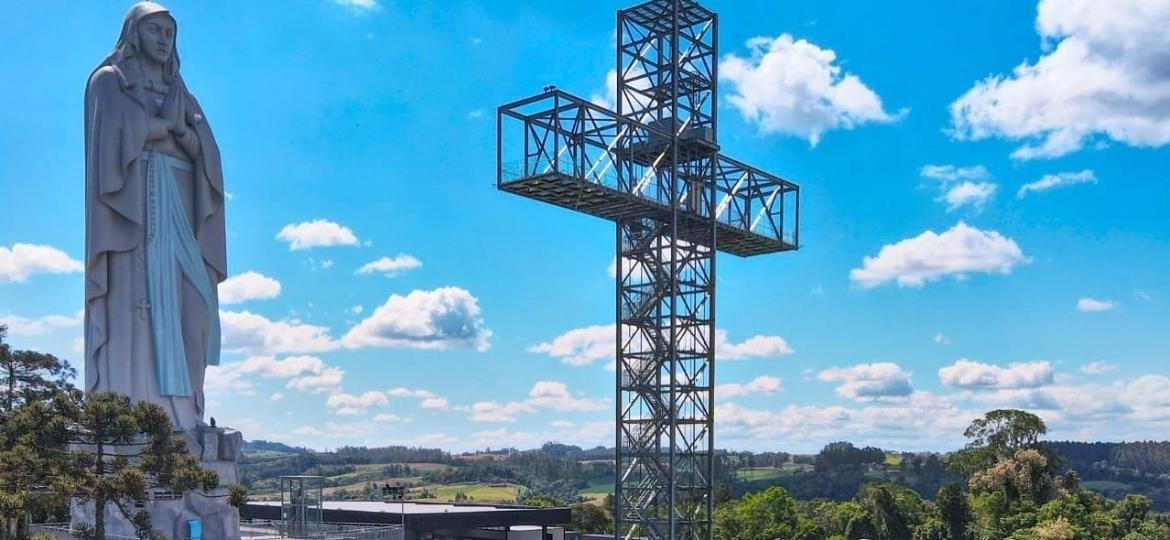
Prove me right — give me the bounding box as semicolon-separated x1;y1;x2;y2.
1083;480;1135;493
415;483;522;503
579;478;614;503
736;467;787;482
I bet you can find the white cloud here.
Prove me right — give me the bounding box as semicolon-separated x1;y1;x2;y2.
529;324;613;366
388;387;437;399
218;271;282;304
1077;297;1117;312
919;165;998;212
420;397;450;410
817;362;913;401
356;254;422;277
526;381;606;412
469;400;531;423
286;367;345;394
326;391;390;415
236;355;330;378
208;355;345;397
950;0;1170;159
850;222;1027;288
938;182;998;212
330;0;379;12
342;287;491;351
530;324;791;366
716;330;794;360
0;243;83;283
276;219;358;250
1081;361;1118;375
269;392;284;402
939;359;1055;390
720;34;900;145
468;381;605;422
220;310;339;356
717;375;783;399
1018;170;1097;198
0;310;82;336
919;165;992;183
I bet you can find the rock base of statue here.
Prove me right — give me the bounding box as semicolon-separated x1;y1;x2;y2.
71;425;244;540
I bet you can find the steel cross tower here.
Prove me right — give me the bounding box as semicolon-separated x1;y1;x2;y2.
497;1;800;539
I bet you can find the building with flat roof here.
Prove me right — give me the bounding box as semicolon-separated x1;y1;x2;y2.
242;500;571;540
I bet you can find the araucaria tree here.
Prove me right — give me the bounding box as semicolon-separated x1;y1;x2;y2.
61;392;218;540
0;324;76;413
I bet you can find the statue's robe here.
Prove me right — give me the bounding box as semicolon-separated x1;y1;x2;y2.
83;3;226;431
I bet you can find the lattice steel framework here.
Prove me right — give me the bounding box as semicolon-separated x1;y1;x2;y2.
497;1;800;539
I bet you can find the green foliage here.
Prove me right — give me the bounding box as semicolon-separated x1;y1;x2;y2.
570;502;611;534
516;493;563;508
228;484;249;509
937;483;972;540
953;410;1053;477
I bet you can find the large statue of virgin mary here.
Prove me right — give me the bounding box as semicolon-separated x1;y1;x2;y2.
84;1;226;433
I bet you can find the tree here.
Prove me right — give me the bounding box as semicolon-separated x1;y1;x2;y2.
58;392;219;539
570;502;611;534
858;484;913;540
0;325;77;413
951;410;1051;477
936;484;971;540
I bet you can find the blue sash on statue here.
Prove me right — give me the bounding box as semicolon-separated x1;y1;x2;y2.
144;151;221;397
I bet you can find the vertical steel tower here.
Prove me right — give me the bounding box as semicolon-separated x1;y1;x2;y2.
497;1;800;539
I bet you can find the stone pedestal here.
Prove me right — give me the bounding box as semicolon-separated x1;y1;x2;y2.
71;425;244;539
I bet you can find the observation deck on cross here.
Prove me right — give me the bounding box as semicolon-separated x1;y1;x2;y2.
497;89;800;257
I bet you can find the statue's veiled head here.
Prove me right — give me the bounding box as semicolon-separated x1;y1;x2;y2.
99;2;181;78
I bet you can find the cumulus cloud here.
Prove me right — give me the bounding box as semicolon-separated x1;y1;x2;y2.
342;287;491;350
276;219;358;250
220;310;339;356
716;330;794;360
817;362;913;401
850;222;1027;288
0;310;82;336
326;391;389;415
530;324;791;366
939;359;1055;390
285;367;345;394
388;387;437;399
420;397;450;410
920;165;998;212
0;243;83;283
329;0;379;12
528;324;613;366
1081;361;1118;375
468;381;605;422
950;0;1170;159
720;34;900;145
357;254;422;277
1077;298;1117;312
218;271;282;304
717;375;782;399
1018;170;1097;198
209;355;345;396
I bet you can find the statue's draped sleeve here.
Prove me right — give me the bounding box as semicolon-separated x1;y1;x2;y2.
84;64;226;389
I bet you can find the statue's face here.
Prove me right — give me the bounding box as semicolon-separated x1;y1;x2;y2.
137;14;175;65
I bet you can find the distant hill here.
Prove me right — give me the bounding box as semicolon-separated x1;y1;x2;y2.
243;439;308;454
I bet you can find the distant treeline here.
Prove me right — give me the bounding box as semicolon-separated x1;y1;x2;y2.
1050;441;1170;474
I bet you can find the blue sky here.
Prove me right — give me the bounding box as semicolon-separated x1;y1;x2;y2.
1;0;1168;453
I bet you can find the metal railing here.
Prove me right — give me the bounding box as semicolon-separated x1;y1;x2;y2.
498;89;799;254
